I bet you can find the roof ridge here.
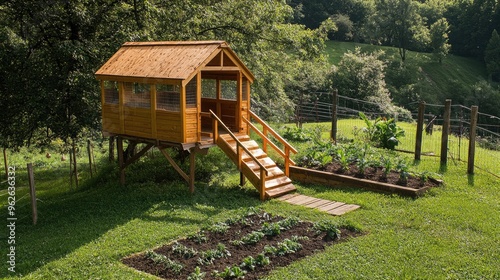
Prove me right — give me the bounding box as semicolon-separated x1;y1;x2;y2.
123;41;227;47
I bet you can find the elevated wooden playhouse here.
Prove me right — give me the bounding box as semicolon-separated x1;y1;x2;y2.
95;41;297;200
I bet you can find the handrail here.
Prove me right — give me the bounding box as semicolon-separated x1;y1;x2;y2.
245;110;298;176
249;111;298;154
209;110;269;176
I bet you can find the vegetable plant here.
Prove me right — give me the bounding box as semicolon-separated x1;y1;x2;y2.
145;250;183;274
213;265;246;279
313;220;341;240
359;112;405;150
187;266;206;280
172;242;198;259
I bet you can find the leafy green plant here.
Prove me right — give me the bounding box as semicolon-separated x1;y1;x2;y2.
207;222;230;234
260;222;281;236
255;253;270;266
313;220;341;240
240;256;257;271
213;265;247;279
197;243;231;265
275;238;303;256
187;231;208;244
335;147;351;172
277;216;300;230
144;250;183;274
396;159;410;185
380;156;393;179
262;245;278;255
172;242;198;259
359;112;405;150
233;231;265;245
281;126;313;142
187;266;206;280
356;157;370;176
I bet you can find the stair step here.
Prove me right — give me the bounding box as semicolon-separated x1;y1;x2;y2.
251;166;284;179
220;134;250;143
229;140;260;151
245;157;277;170
265;183;297;198
265;175;293;189
241;149;267;160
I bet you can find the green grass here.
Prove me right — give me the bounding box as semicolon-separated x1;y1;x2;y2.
1;122;499;279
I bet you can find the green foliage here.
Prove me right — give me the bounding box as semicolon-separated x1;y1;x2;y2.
172;242;198;259
313;220;341;240
485;29;500;82
213;265;246;279
396;158;410;184
274;238;303;256
197;243;231;265
430;18;451;64
359;112;405;150
231;231;265;246
187;231;208;244
255;253;271;266
277;217;300;230
206;222;230;234
187;266;206;280
145;250;183;274
281;126;313;142
240;256;257;271
261;222;282;236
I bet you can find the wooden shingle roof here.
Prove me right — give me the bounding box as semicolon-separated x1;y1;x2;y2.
95;41;254;83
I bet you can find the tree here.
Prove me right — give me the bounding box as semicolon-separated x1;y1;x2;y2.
485;29;500;82
374;0;429;62
430;18;451;64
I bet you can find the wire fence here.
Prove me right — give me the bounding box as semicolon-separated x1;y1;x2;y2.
295;92;500;177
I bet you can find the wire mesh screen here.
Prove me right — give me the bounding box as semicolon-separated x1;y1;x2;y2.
157;84;180;112
103;81;119;104
186;79;197;109
124;82;150;108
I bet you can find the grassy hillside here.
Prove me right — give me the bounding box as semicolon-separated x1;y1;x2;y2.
324;41;489;106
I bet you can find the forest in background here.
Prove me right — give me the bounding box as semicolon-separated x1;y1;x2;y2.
1;0;499;151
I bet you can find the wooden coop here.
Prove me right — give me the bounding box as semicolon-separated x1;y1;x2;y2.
95;41;297;199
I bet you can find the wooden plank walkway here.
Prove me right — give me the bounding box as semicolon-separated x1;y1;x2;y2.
276;194;360;216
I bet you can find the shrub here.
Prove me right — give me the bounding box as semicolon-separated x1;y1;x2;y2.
359;112;405;150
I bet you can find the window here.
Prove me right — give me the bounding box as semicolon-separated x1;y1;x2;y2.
186;78;197;109
201;79;216;99
221;80;237;100
124;82;150;108
157;84;180;111
242;79;248;101
103;81;119;104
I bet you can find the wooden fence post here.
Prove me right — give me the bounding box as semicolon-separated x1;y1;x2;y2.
415;101;425;160
331;89;338;143
441;99;452;165
468;106;478;174
27;163;38;225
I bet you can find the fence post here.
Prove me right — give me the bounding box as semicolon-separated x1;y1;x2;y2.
27;163;38;225
441;99;452;165
468;106;478;174
415;101;425;160
331;89;338;143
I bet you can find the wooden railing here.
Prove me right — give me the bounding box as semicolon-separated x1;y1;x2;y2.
243;111;298;176
209;110;269;200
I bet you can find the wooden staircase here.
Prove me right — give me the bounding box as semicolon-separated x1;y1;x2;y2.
217;134;296;199
208;110;297;200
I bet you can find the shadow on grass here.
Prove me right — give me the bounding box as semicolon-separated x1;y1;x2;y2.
0;155;261;277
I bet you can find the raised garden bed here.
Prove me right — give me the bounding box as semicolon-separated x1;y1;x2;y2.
290;164;443;197
122;210;360;279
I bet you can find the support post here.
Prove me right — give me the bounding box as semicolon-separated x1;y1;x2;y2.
240;172;246;186
109;136;115;162
415;102;425;160
3;147;7;180
27;163;37;225
117;136;125;185
189;151;195;193
331;89;338;143
260;168;266;201
441;99;452;165
468;106;478;174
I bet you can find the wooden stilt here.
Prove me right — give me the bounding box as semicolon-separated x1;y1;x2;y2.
240;172;246;186
117;136;125;185
189;150;196;193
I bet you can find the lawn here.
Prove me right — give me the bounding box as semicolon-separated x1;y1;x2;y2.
1;121;499;279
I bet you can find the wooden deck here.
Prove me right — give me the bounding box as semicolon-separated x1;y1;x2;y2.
276;193;360;216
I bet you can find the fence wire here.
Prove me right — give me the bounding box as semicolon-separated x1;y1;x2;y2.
294;94;500;177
